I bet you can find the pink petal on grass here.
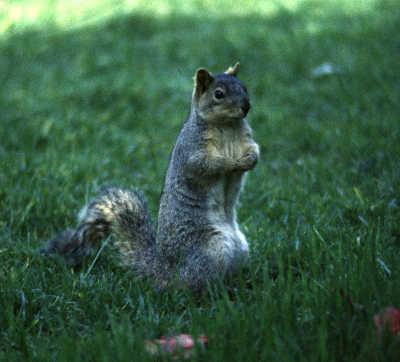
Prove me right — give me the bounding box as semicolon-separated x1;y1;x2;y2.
374;307;400;336
159;336;177;353
176;334;195;349
145;334;208;358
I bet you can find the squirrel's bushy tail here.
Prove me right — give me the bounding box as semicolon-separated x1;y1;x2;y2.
41;187;157;276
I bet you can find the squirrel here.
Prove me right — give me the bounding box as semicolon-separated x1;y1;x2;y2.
40;63;260;291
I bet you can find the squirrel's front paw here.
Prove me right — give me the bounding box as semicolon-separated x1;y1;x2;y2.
236;152;258;171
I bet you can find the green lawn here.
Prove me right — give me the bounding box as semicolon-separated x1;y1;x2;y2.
1;0;400;360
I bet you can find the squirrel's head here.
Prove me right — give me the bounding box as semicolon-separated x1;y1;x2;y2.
192;63;250;123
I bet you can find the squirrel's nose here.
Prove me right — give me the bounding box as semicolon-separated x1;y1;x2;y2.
241;99;251;116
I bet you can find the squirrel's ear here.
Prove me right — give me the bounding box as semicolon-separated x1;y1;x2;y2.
194;68;214;98
225;62;240;76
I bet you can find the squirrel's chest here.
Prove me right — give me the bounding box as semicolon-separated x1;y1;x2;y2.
205;126;247;160
204;126;247;220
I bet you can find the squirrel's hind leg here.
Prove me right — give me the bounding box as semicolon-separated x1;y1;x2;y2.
177;249;222;291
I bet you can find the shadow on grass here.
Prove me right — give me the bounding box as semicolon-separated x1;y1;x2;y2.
1;0;399;122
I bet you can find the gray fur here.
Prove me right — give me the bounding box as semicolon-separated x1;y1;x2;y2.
41;65;259;291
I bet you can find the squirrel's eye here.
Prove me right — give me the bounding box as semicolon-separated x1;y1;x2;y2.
214;89;225;99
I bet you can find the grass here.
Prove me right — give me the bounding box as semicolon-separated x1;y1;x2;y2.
1;0;400;360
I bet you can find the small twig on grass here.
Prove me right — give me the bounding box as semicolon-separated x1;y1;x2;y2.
83;236;111;278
